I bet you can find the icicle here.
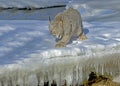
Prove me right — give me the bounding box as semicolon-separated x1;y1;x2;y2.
1;80;4;86
58;72;62;86
101;64;104;75
39;78;44;86
95;64;99;74
72;67;76;86
78;65;83;85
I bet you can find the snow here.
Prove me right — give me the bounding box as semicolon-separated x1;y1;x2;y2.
0;0;120;85
0;20;120;84
0;20;119;64
67;0;120;22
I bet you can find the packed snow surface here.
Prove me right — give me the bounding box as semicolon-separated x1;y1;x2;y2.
0;20;120;65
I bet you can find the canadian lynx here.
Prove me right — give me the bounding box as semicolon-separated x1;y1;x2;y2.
49;7;87;48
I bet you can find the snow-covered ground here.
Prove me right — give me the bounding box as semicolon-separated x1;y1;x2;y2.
0;20;120;65
0;0;120;85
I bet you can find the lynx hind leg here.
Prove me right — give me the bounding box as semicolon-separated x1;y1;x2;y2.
76;26;87;40
79;32;87;40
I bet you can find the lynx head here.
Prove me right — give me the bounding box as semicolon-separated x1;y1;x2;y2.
49;16;63;39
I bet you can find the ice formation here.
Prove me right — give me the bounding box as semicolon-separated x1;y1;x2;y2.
0;52;120;86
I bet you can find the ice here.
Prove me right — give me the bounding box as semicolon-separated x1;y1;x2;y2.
0;0;120;85
0;20;120;85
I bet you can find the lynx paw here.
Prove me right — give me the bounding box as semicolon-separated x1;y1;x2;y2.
55;42;65;48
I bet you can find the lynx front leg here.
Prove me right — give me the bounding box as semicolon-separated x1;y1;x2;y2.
55;24;72;48
55;34;71;48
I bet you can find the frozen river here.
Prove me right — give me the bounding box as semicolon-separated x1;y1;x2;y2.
0;7;65;20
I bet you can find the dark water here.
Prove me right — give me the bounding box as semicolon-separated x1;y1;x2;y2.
0;7;65;20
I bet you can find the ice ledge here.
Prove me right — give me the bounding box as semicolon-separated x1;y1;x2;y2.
1;51;120;86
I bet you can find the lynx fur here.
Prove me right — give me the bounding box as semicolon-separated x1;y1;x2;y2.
49;7;87;48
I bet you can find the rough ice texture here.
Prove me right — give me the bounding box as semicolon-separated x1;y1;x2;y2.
0;52;120;86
